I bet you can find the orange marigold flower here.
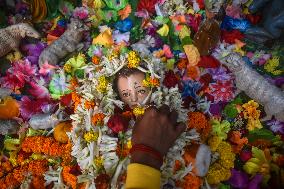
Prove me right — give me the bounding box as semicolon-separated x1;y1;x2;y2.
177;58;188;70
84;100;95;110
92;113;105;126
228;131;248;153
187;112;208;131
150;77;160;87
186;65;200;80
63;166;77;189
31;176;45;189
176;173;202;189
122;110;133;120
95;174;110;189
92;56;100;65
69;78;79;90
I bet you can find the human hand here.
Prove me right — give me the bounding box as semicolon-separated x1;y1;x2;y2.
131;105;186;169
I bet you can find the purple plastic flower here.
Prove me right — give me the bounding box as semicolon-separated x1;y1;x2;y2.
22;42;47;65
266;119;284;134
208;67;233;81
228;169;263;189
73;7;89;20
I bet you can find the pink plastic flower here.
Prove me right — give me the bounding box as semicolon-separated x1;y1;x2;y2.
73;7;89;20
209;81;235;102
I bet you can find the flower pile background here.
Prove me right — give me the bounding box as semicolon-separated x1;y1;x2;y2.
0;0;284;189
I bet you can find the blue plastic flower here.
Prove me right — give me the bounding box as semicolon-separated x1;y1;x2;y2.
114;18;133;33
181;80;202;100
221;16;251;32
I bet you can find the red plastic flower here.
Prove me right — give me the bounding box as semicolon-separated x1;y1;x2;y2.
221;29;244;44
137;0;158;15
246;14;261;25
198;55;220;68
209;81;235;102
107;114;129;134
163;70;179;88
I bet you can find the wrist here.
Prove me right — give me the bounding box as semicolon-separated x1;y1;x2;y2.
130;151;162;170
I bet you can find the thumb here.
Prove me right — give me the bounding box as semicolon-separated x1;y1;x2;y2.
174;122;186;137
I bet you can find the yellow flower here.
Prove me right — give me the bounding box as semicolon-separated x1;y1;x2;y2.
133;106;145;117
94;156;104;168
243;147;270;175
157;24;169;36
92;28;114;47
183;44;200;66
84;131;99;143
96;76;108;93
127;51;141;68
206;163;231;185
126;140;132;149
108;51;119;61
242;100;261;119
143;76;160;88
92;0;105;9
247;118;262;131
208;135;222;152
64;64;72;73
179;25;191;39
264;57;280;74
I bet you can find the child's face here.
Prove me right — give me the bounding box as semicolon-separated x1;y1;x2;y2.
117;72;150;109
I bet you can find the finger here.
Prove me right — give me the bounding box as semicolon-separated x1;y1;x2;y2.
144;106;158;118
169;110;178;125
173;122;186;137
158;104;170;116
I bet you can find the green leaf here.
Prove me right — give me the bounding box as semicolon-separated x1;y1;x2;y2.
248;128;275;142
224;104;238;118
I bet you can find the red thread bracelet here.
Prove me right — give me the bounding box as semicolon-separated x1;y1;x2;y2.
130;144;163;163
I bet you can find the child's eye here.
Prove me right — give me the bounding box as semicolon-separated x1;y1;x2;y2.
122;93;130;97
138;89;146;94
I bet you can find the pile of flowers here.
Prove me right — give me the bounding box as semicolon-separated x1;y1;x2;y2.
0;0;283;189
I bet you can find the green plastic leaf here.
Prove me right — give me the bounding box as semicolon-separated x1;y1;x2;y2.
103;0;128;10
252;147;266;163
224;104;238;118
248;128;275;142
218;183;231;189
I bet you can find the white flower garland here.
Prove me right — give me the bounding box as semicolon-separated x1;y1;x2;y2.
68;47;201;187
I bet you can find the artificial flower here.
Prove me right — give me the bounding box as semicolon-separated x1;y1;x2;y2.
64;53;86;75
211;119;231;140
20;96;51;120
73;7;89;20
266;119;284;134
225;5;242;19
247;118;263;131
157;24;169;36
243;147;271;176
104;0;128;10
183;44;200;66
228;169;263;189
137;0;158;15
242;100;260;120
221;29;244;44
240;149;253;162
228;131;248;153
176;173;202;189
208;67;232;81
209;81;235;102
107;114;129;134
118;4;131;20
197;55;220;68
27;81;50;99
114;18;133;33
1;60;37;89
181;80;202;100
49;72;72;99
163;70;179;88
113;30;130;44
93;28;114;46
185;65;200;80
